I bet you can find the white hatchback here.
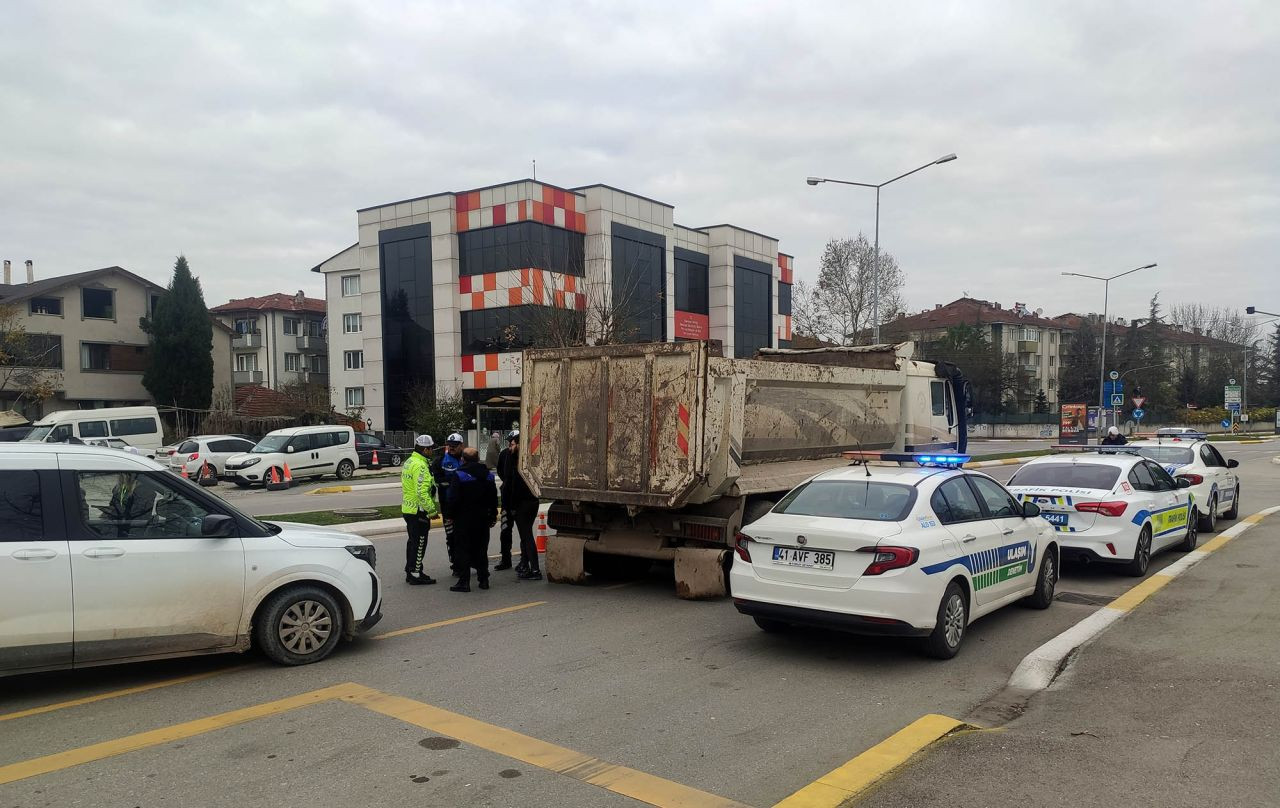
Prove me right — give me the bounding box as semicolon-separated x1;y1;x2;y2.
166;434;257;479
0;443;383;676
730;459;1058;659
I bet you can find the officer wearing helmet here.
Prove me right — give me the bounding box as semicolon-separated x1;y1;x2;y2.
401;434;440;584
496;429;541;580
431;432;467;571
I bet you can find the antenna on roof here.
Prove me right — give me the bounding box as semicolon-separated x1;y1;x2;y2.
848;432;872;477
532;159;536;181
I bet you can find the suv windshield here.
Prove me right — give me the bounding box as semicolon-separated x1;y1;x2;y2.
774;480;914;521
1133;446;1194;465
252;435;289;453
1009;463;1121;490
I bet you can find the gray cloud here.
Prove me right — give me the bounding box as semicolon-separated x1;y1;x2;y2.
2;0;1276;323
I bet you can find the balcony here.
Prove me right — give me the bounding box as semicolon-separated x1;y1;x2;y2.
233;370;264;385
232;332;263;350
1017;339;1040;353
303;369;329;384
1021;364;1040;376
296;334;327;353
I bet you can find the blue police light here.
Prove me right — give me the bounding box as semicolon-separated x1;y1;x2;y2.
880;452;971;468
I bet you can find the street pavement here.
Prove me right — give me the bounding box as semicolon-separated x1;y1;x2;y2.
2;440;1276;807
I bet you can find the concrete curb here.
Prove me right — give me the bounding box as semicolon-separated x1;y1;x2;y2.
1006;505;1280;693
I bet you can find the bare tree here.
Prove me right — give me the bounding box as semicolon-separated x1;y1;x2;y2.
808;234;906;345
790;279;827;340
0;302;64;414
1168;303;1259;346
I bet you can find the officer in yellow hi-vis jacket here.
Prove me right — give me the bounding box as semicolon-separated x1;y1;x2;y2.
402;434;440;585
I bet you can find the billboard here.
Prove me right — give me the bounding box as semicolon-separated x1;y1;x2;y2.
1060;403;1088;445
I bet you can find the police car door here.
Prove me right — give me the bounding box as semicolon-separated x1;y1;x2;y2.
932;477;1004;608
1144;460;1191;549
966;475;1039;602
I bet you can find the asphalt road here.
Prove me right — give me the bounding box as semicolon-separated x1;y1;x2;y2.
3;440;1276;807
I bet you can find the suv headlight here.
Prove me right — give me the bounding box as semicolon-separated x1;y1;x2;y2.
241;457;261;468
346;544;376;569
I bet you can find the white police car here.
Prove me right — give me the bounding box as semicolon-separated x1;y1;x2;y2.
1006;448;1198;578
1128;439;1240;532
730;455;1058;659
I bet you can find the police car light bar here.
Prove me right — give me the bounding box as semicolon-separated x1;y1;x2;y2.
879;452;971;468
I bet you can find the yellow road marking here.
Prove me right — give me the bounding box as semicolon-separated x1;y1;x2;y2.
0;683;364;786
343;685;750;808
371;601;545;640
0;665;252;724
771;714;971;808
307;485;353;494
1108;572;1176;612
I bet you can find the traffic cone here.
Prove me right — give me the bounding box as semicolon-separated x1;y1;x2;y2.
535;511;551;553
198;459;218;487
282;463;294;487
180;464;189;479
371;449;380;468
266;465;286;491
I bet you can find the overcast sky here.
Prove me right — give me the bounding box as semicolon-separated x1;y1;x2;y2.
2;1;1277;323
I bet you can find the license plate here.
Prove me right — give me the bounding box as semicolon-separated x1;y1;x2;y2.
772;546;835;570
1042;512;1069;526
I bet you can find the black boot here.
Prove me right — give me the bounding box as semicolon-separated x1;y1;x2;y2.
406;573;437;585
494;557;513;571
517;568;543;581
450;580;470;592
478;578;490;590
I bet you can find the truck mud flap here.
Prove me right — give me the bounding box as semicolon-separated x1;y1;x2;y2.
546;535;588;585
674;547;730;600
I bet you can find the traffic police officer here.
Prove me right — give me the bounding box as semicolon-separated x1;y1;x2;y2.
402;434;440;584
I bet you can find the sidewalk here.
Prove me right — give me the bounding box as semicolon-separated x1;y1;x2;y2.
859;514;1280;808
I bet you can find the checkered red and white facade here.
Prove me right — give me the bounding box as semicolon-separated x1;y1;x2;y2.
318;179;795;430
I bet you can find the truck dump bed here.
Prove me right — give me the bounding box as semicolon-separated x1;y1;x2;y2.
520;341;910;510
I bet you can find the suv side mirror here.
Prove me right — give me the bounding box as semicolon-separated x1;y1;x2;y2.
1177;478;1192;489
201;513;236;537
286;445;295;453
1022;501;1041;518
1227;458;1239;468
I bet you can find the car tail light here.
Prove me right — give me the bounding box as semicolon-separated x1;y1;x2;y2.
1178;473;1203;485
1075;501;1128;517
858;545;919;575
734;532;752;563
188;452;200;461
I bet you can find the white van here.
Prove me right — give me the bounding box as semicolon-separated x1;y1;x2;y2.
224;425;360;487
22;406;164;457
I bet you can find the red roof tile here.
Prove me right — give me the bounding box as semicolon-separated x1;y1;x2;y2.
233;385;299;418
212;292;325;314
884;297;1067;333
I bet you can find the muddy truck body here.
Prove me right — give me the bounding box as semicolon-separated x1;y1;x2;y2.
518;340;969;598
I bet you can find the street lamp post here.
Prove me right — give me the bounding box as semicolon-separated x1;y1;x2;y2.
1061;263;1158;428
807;153;957;344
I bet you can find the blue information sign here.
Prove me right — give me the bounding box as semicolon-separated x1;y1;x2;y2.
1221;418;1232;429
1104;380;1124;397
1132;408;1145;421
1110;393;1124;407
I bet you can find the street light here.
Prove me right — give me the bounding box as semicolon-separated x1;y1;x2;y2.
806;153;957;343
1061;263;1158;425
1246;306;1280;317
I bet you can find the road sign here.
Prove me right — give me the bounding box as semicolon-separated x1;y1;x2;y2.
1222;418;1232;429
1132;408;1145;421
1131;395;1146;409
1227;402;1242;414
1104;380;1124;397
1110;393;1124;407
1109;370;1120;380
1229;378;1237;385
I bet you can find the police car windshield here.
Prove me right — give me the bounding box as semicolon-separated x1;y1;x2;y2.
1009;463;1121;490
774;480;914;522
1133;446;1194;465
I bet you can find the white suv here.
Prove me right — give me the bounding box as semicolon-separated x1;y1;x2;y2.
224;425;360;488
0;443;383;676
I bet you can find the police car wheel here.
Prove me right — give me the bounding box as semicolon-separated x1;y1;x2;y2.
924;581;968;659
1223;487;1240;520
1178;509;1199;552
1124;526;1152;577
1198;497;1217;533
335;460;355;480
1022;545;1057;610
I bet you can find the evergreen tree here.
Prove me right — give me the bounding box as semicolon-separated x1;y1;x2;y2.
142;256;214;412
1033;389;1049;413
1061;320;1099;404
1268;324;1280;407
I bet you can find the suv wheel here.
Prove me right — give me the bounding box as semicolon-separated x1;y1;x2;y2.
336;459;355;480
255;585;345;666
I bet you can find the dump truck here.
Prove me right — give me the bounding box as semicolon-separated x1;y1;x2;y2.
518;340;970;598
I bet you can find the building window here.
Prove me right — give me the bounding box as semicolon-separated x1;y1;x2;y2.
345;387;365;408
282;317;300;336
4;333;63;368
733;255;772;358
235;353;258;372
611;223;666;343
29;297;62;316
380;222;434;430
309;319;324;338
81;288;115;319
1021;327;1040;341
79;342;145;372
343;313;362;333
674;248;709;315
233;318;257;334
459;305;582;355
310;354;325;373
1050;332;1057;344
777;281;792;316
459;221;585;277
1048;378;1057;390
341;275;360;296
344;350;364;370
284;353;301;372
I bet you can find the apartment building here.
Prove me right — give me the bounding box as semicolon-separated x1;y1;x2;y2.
0;261;233;419
315;178;796;431
211;292;328;390
884;297;1068;412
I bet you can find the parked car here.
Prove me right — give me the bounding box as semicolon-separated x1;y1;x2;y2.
0;425;34;442
82;437;133;450
223;425;360;487
167;435;259;478
355;432;409;468
0;442;382;676
21;406;164;457
730;455;1057;659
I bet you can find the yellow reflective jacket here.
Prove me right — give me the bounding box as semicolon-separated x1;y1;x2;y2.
401;452;439;516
